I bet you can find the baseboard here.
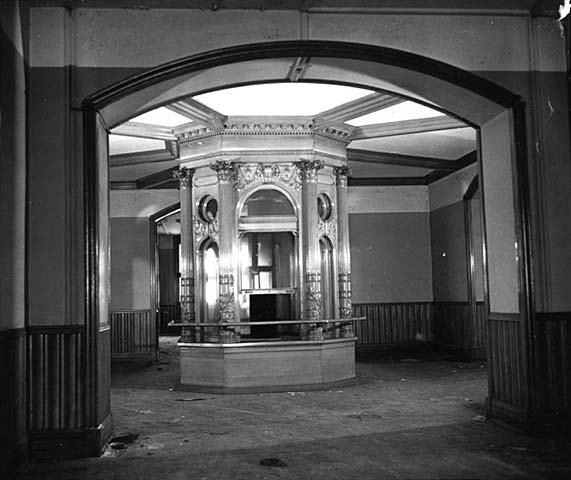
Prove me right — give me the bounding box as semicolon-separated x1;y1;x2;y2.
30;413;113;460
530;410;571;437
0;435;28;479
487;397;529;433
175;377;358;395
111;352;158;363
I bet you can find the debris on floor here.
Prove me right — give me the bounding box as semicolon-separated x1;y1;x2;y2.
259;458;287;467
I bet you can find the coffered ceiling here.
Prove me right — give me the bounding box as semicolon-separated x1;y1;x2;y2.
109;82;477;190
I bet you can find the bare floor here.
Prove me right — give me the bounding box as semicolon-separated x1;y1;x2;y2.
20;337;571;479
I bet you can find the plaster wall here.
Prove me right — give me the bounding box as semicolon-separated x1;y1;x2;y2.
110;190;179;311
110;190;179;218
23;5;571;324
430;202;468;302
350;211;432;304
0;2;26;331
110;218;151;311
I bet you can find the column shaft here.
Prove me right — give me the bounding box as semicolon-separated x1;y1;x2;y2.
300;159;324;339
335;166;354;337
176;168;195;342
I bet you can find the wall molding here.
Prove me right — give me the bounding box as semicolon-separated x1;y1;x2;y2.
488;312;521;322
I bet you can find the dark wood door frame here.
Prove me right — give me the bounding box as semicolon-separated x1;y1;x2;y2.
150;203;181;341
82;40;534;432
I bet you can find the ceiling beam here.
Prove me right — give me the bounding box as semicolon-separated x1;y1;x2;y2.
110;148;177;168
313;93;404;128
347;148;457;171
167;98;226;130
351;116;467;140
287;56;311;82
110;181;138;190
110;121;177;140
136;166;179;189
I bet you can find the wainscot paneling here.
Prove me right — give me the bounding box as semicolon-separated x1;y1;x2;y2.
0;328;27;476
110;309;157;359
487;313;527;427
433;301;487;358
471;302;487;359
352;303;433;345
535;312;571;433
27;325;90;458
28;326;85;432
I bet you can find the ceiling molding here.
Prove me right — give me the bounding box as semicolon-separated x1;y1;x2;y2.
110;148;177;167
313;93;404;128
351;116;467;140
347;148;455;170
110;121;177;140
348;148;478;186
168;98;227;130
423;150;478;184
348;176;427;186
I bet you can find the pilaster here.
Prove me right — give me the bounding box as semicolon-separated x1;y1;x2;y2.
211;161;239;342
175;168;195;343
334;166;354;337
300;159;324;339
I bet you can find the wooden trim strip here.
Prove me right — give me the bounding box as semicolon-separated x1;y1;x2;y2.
488;312;521;322
27;325;85;334
0;327;27;340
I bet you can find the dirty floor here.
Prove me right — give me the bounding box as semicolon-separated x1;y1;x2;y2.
19;337;571;479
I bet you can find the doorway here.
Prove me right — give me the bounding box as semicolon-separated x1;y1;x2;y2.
85;40;533;437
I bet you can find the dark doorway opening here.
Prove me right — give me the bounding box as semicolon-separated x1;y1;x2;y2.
249;293;293;339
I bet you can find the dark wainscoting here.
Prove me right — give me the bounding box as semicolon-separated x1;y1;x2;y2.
27;325;92;458
0;328;27;476
110;310;157;360
352;302;433;345
433;301;486;359
535;312;571;434
487;313;527;428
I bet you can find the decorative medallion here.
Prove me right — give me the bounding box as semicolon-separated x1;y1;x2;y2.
233;162;302;191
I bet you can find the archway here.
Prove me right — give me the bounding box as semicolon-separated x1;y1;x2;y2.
83;40;533;435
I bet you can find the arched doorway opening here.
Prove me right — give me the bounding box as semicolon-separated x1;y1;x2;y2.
83;40;533;436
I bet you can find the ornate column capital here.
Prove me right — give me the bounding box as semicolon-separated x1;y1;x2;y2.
173;167;194;188
333;166;352;187
298;159;324;183
211;161;236;184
